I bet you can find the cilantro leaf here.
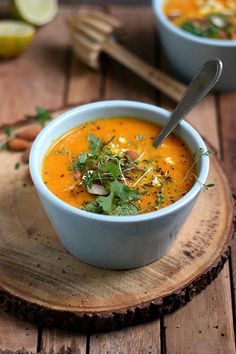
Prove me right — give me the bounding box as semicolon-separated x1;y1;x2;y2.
72;152;88;170
97;191;114;214
97;180;140;214
83;200;102;214
113;203;139;216
87;134;101;151
34;107;51;126
106;162;121;180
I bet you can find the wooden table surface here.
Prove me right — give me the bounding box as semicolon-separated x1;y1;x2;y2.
0;2;235;353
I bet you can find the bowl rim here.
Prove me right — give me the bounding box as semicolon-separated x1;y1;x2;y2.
30;100;209;224
152;0;236;47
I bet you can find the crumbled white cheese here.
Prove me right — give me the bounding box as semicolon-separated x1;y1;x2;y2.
165;157;175;165
118;137;127;144
152;176;161;186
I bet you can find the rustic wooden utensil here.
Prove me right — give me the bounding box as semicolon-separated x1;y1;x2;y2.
66;12;186;102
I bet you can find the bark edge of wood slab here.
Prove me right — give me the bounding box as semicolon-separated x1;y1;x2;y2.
0;114;234;332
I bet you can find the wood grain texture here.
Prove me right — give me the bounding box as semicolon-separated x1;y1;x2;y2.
41;328;86;354
219;92;236;309
165;265;235;354
66;56;101;105
0;112;233;333
160;90;235;354
66;5;103;106
0;310;37;353
90;321;161;354
0;10;69;127
104;6;157;102
0;6;71;353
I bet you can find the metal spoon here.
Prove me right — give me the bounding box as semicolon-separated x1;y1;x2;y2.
153;58;223;148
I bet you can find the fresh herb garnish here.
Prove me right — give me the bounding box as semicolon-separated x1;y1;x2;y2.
14;162;20;170
136;133;144;141
180;14;235;39
33;107;51;126
87;134;102;151
4;126;13;137
202;183;215;191
71;134;142;216
113;203;140;216
156;192;165;207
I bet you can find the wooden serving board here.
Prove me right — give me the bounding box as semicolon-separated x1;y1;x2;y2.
0;142;233;332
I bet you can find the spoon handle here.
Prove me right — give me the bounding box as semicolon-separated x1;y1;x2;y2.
153;58;223;148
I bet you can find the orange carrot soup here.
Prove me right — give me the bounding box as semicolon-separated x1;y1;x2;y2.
42;117;197;216
164;0;236;40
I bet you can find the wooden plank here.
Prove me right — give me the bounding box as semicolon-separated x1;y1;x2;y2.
0;310;38;353
160;89;235;353
0;8;70;354
90;322;161;354
41;329;86;354
165;265;235;354
40;4;102;353
104;5;157;102
219;92;236;307
66;56;101;105
0;10;69;127
186;96;220;154
66;4;103;106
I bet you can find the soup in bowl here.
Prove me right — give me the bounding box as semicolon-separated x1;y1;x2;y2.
152;0;236;91
30;101;209;269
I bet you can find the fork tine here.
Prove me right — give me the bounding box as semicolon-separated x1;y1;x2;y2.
71;33;101;69
69;19;107;43
70;30;101;52
67;14;115;36
88;12;121;29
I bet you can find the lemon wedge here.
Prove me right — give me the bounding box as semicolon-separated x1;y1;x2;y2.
0;20;35;59
11;0;58;26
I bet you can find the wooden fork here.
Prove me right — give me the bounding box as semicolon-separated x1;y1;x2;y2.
66;12;186;102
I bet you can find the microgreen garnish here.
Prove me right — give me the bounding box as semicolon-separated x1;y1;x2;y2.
71;134;142;215
62;135;213;216
202;183;215;191
156;192;167;208
33;107;51;126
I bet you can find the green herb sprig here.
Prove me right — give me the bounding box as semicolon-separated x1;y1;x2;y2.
72;134;142;216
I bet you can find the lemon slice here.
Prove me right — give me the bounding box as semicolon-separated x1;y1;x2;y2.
0;20;35;59
11;0;58;26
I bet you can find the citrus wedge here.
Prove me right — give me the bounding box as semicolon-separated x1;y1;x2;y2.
0;20;35;59
11;0;58;26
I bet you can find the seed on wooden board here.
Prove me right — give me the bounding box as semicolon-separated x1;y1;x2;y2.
22;144;32;163
16;125;41;141
8;138;31;151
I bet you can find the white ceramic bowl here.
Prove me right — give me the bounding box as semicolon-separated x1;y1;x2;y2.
30;101;209;270
152;0;236;91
